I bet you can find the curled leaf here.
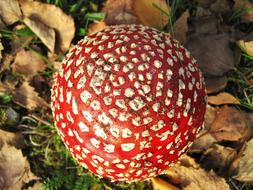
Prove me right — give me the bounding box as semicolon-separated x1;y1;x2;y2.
88;21;107;35
151;178;181;190
238;40;253;56
20;0;75;52
133;0;170;29
23;17;55;52
208;92;240;105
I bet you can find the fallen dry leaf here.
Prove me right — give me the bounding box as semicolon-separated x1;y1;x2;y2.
195;0;214;8
88;21;107;35
103;0;170;29
0;34;3;62
190;133;217;153
210;0;231;13
0;143;38;189
233;139;253;183
234;0;253;22
166;156;230;190
133;0;170;29
0;17;5;28
0;129;24;149
208;92;240;105
23;17;55;52
238;40;253;56
186;33;235;76
203;144;237;171
204;105;217;129
172;10;189;44
12;49;46;78
0;82;15;96
103;0;139;25
209;106;250;142
151;178;181;190
12;81;49;110
0;0;22;25
20;0;75;52
205;76;228;94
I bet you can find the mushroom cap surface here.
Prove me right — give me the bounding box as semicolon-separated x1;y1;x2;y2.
51;24;206;181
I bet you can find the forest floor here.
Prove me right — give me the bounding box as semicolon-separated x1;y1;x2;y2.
0;0;253;190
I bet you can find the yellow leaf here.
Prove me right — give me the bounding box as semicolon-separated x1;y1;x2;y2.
238;40;253;56
133;0;170;29
208;92;240;105
0;0;22;25
23;17;55;52
151;178;181;190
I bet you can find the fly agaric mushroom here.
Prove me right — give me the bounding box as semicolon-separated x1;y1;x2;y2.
51;24;206;181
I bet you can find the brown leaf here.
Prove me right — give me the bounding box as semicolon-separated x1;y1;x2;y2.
0;130;24;149
210;0;231;13
12;81;49;110
103;0;170;29
203;144;237;171
103;0;139;25
205;76;228;94
234;0;253;22
195;0;215;8
0;0;22;25
209;106;250;142
23;17;55;52
0;143;38;189
20;0;75;52
166;156;230;190
208;92;240;105
186;33;235;76
0;17;5;28
172;11;189;44
133;0;170;29
0;82;15;96
204;105;217;129
88;21;107;35
151;178;181;190
0;34;3;62
12;49;46;77
190;133;217;153
233;139;253;183
238;40;253;56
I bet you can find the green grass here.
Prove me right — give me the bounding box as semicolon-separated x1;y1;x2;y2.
21;120;150;190
229;178;253;190
227;53;253;111
229;0;253;23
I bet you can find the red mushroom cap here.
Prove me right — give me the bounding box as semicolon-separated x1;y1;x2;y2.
51;24;206;181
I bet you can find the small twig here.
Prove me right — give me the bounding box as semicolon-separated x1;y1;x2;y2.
29;114;52;126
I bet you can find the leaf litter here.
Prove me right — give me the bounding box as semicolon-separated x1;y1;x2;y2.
0;0;252;189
